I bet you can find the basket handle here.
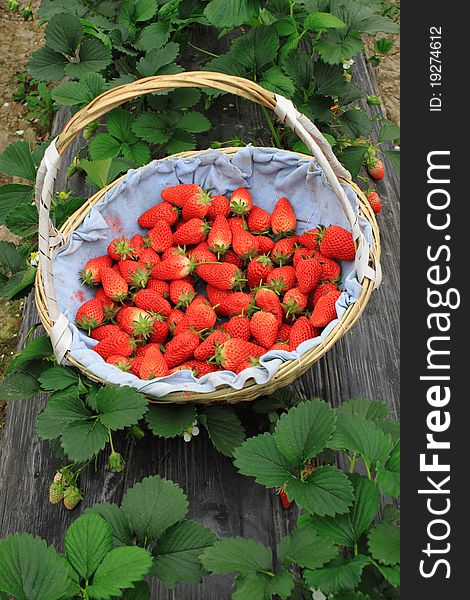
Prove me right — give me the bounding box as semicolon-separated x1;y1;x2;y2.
35;71;380;362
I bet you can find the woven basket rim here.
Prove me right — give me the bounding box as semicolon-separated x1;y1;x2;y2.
35;145;380;404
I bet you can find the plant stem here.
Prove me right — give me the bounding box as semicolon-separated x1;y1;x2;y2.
349;452;357;473
363;456;372;480
260;105;283;149
188;42;219;58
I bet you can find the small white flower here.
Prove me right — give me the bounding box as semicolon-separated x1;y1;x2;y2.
182;421;199;442
29;251;39;266
343;59;355;70
3;102;9;108
394;145;400;151
15;129;24;136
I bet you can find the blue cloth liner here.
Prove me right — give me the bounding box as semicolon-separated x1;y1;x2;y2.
52;146;372;398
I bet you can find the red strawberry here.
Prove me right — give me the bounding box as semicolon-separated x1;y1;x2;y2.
247;206;271;233
186;304;217;332
207;215;232;256
80;255;112;286
234;356;260;374
164;331;200;368
189;244;218;264
257;235;275;254
76;298;104;333
161;246;181;261
93;331;134;360
136;343;161;357
228;217;246;232
367;191;382;213
230;187;253;215
138;201;179;228
312;282;338;306
296;257;322;293
118;260;150;287
130;356;144;376
293;247;314;267
106;355;131;371
95;287;119;320
140;345;169;379
168;308;185;332
282;288;308;316
254;287;281;317
207;195;231;220
139;248;160;269
247;255;273;288
173;360;219;377
152;254;194;281
267;266;297;294
108;237;134;261
224;315;251;341
216;291;253;317
318;225;355;261
232;227;259;260
223;249;244;269
367;158;385;180
148;221;173;253
148;314;170;344
161;183;200;207
310;290;342;328
182;186;211;221
289;316;314;351
147;279;170;297
270;342;290;351
187;295;211;312
214;338;265;371
279;488;292;509
197;262;245;291
250;311;279;348
271;197;296;237
134;289;171;316
169;280;196;308
194;330;229;361
130;234;145;259
117;306;154;338
297;228;321;251
278;323;291;342
271;237;297;265
101;267;128;301
173;218;210;246
206;285;229;307
318;256;341;282
90;324;122;341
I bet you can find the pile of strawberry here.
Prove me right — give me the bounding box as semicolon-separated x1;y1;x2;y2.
74;184;356;380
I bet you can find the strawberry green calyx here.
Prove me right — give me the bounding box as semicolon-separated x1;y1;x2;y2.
114;239;135;260
63;485;83;510
132;314;154;339
267;278;286;295
107;450;125;472
76;315;100;335
129;266;150;288
175;290;196;309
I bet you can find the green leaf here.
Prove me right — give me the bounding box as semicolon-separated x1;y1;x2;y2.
0;141;36;180
200;537;272;576
79;158;112;189
317;31;364;65
383;149;400;176
199;406;246;457
36;389;91;439
303;554;371;595
0;241;25;274
119;0;157;23
304;12;347;31
339;109;373;138
60;419;108;461
203;0;261;28
282;50;313;91
87;546;153;599
0;533;71;600
86;504;134;547
260;66;295;97
166;129;196;154
65;38;111;79
121;581;150;600
52;75;104;108
5;203;38;238
0;266;36;300
338;398;390;422
368;522;400;566
45;12;83;54
302;512;354;548
360;14;399;35
146;404;196;438
0;371;39;402
329;414;393;466
234;432;294;487
378;120;400;143
266;569;295;599
313;61;347;97
135;22;170;51
122;141;150;166
6;335;53;375
132;112;170;145
286;466;354;517
28;46;68;82
92;385;148;431
107;109;135;142
376;441;400;497
0;184;34;226
232;572;268;600
121;475;188;542
65;513;113;580
152;519;216;588
53;195;87;228
278;526;338;569
274;399;336;464
376;418;400;444
376;564;400;587
137;43;180;77
349;474;380;540
338;146;367;179
177;111;211;134
169;88;202;110
375;38;394;54
232;26;279;73
39;366;79;391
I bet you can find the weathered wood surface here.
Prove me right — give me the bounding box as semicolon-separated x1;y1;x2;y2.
0;52;399;598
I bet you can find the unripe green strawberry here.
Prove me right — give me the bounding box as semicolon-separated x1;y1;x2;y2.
107;450;125;472
49;481;64;504
63;485;83;510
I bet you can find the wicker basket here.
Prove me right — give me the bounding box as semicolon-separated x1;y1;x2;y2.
34;72;381;404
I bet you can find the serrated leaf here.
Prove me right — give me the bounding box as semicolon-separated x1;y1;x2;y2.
87;546;153;599
317;31;364;65
349;474;380;540
234;432;294;487
53;196;87;228
282;50;313;91
266;569;295;599
121;476;188;542
0;141;36;180
260;65;295;97
89;134;121;160
169;88;201;110
0;184;34;225
286;466;354;517
0;371;39;401
132;112;170;145
0;533;71;600
121;581;150;599
232;572;268;600
86;504;134;547
60;419;108;461
137;43;180;77
65;38;111;79
383;149;400;176
339;109;373;138
152;519;216;588
330;414;393;466
203;0;261;28
119;0;157;23
200;537;272;576
177;111;211;134
5;203;38;238
199;406;246;457
145;404;196;438
376;563;400;587
52;81;93;107
36;389;91;439
302;511;355;547
378;121;400;143
80;158;112;189
107;109;135;141
0;266;36;300
313;61;347;97
275;399;336;464
45;12;83;54
376;441;400;497
122;141;150;166
304;555;371;595
92;385;147;431
376;418;400;444
368;522;400;565
233;25;279;73
166;129;196;154
28;46;68;82
338;146;367;179
135;22;170;51
305;11;346;31
278;526;338;569
39;366;79;391
0;241;25;274
360;13;399;35
65;513;113;580
6;335;53;375
338;398;390;422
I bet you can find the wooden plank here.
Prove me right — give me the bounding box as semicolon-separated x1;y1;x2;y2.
0;52;399;599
